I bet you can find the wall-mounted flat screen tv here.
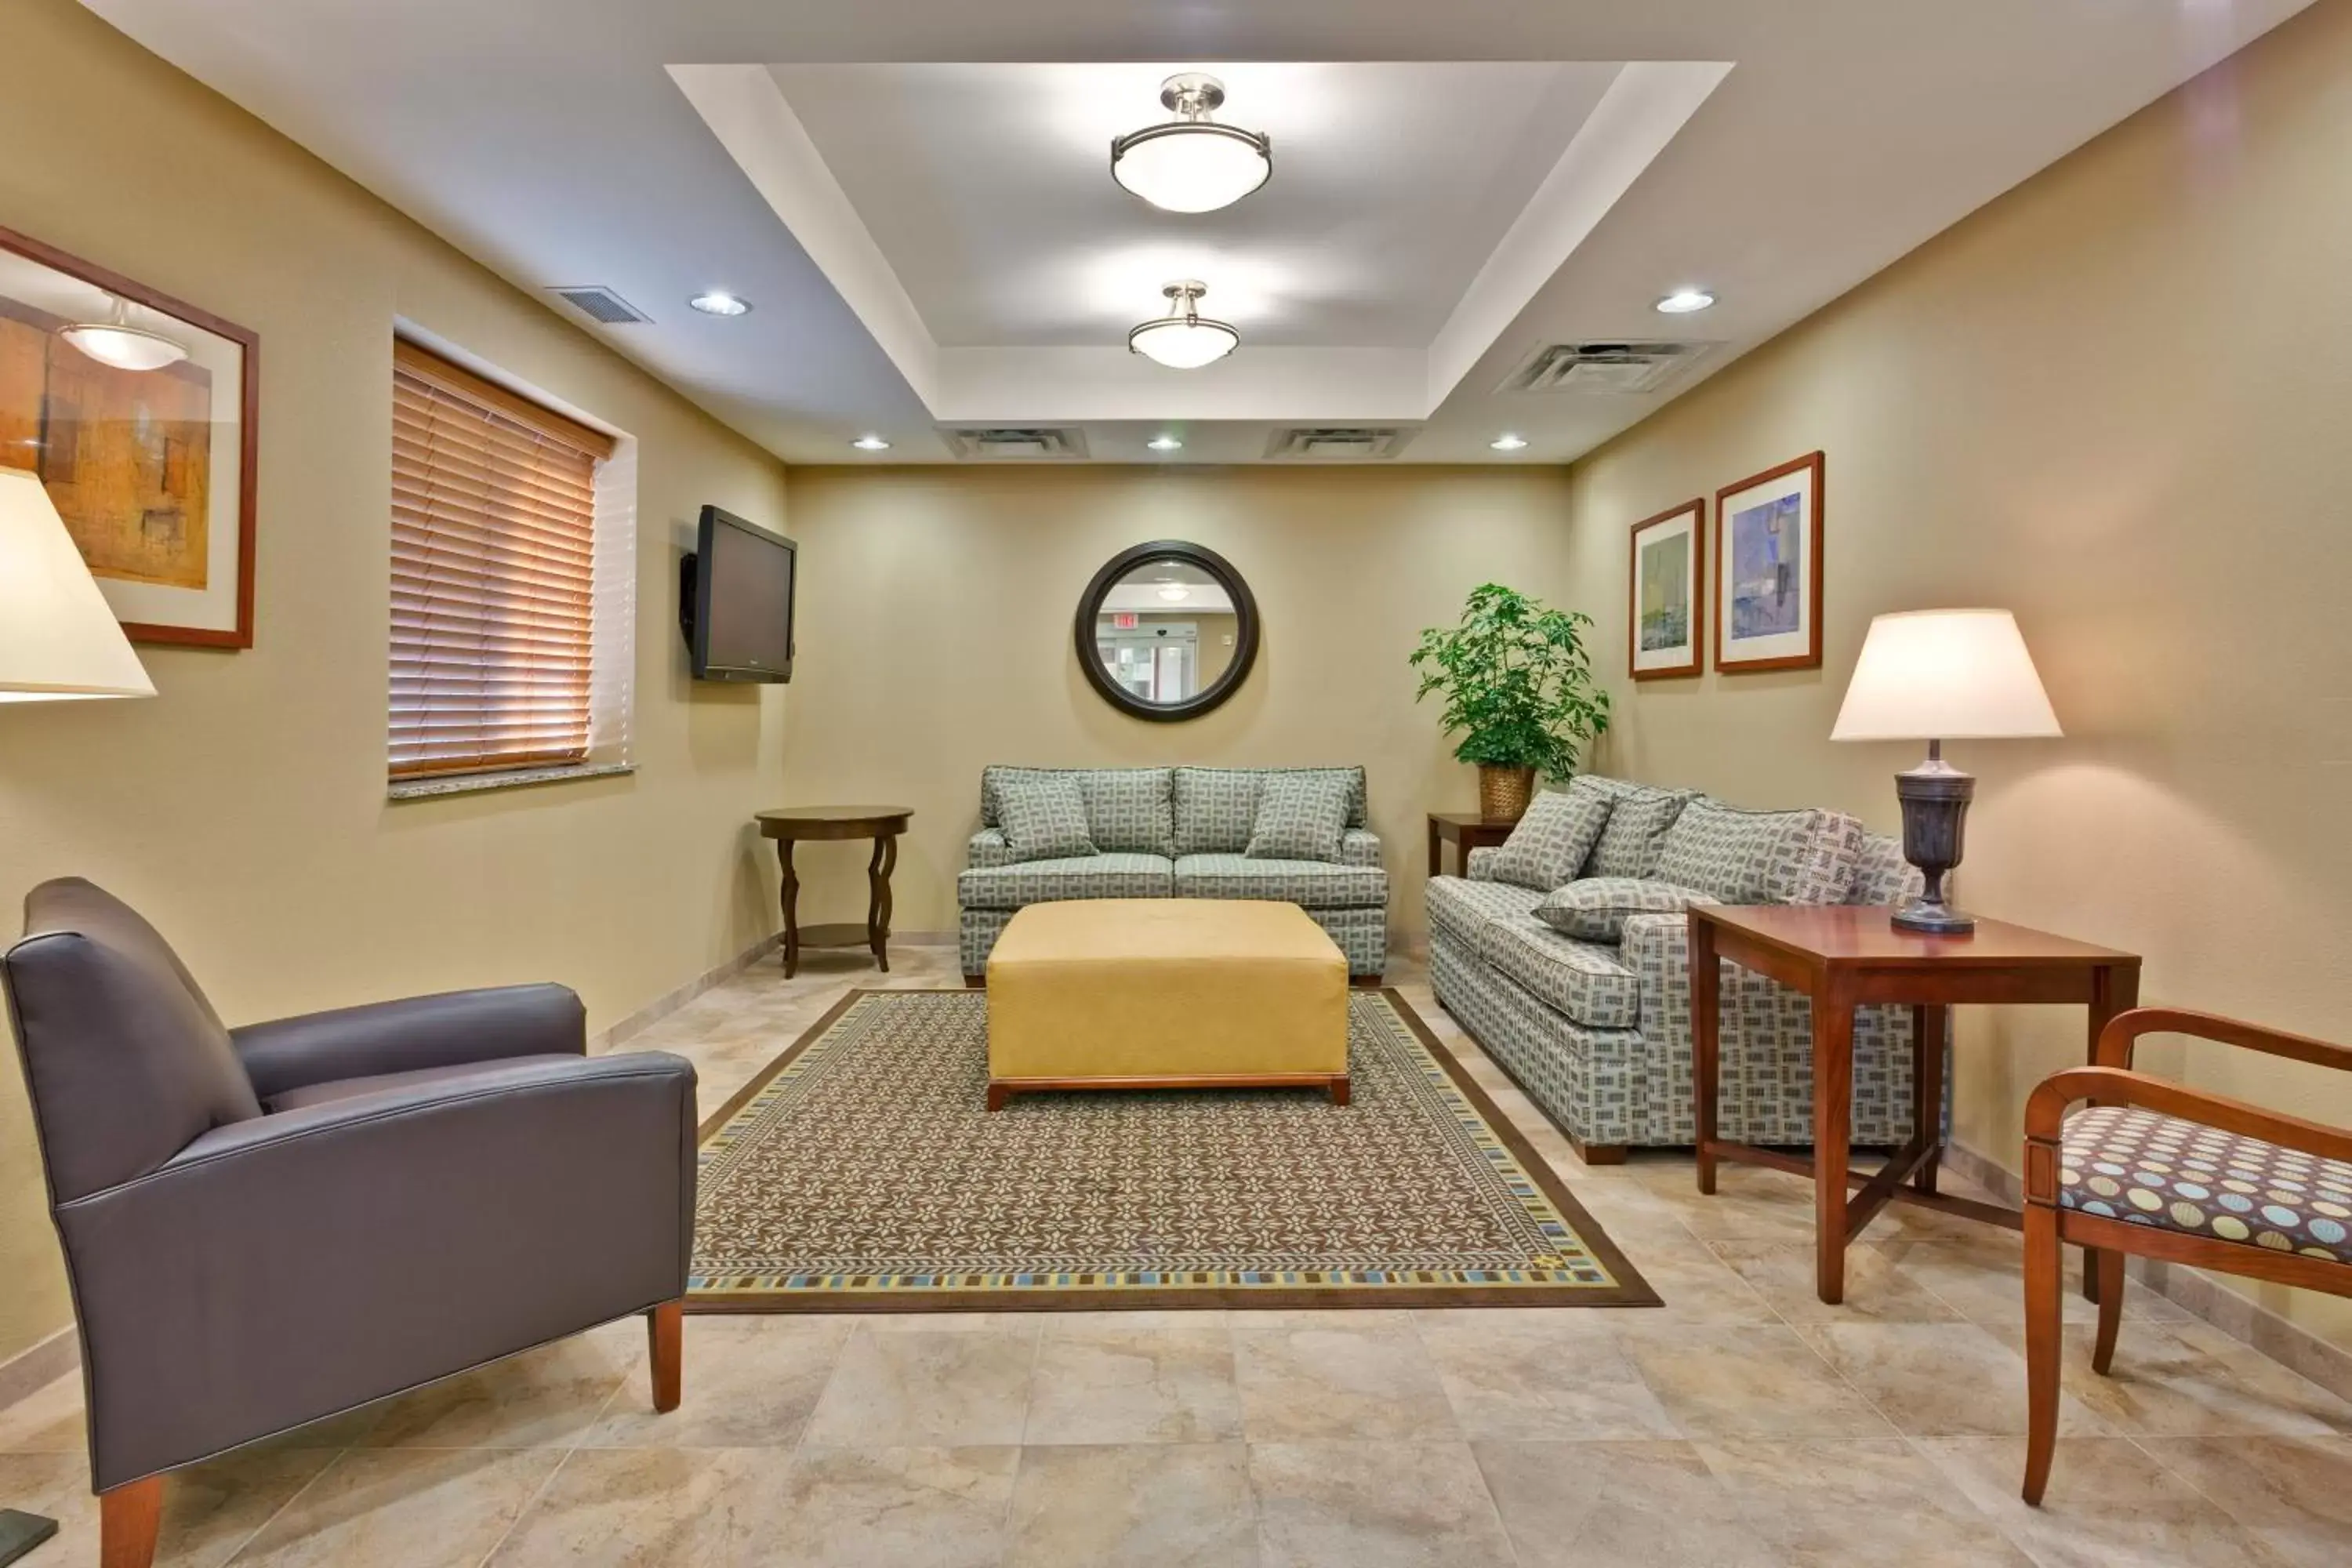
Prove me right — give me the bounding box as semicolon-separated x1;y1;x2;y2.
681;505;796;682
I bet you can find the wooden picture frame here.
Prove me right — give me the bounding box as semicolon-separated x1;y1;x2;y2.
0;223;259;648
1712;451;1823;673
1628;498;1704;680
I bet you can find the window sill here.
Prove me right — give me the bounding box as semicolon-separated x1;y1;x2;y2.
388;762;634;801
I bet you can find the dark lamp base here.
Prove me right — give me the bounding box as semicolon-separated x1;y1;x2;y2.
1892;741;1976;938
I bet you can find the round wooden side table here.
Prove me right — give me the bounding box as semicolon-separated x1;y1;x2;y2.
755;807;913;978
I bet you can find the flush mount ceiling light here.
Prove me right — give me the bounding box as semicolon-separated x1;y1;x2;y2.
1490;434;1530;452
1155;583;1190;602
1147;435;1183;452
1129;281;1239;369
1654;288;1716;314
688;292;751;317
1110;74;1272;214
850;434;891;451
60;296;187;372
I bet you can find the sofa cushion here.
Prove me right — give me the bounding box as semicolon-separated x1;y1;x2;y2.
2060;1105;2352;1265
1244;772;1352;862
1425;874;1545;941
1534;877;1721;942
1477;916;1642;1029
956;854;1174;910
1576;777;1696;879
1174;767;1366;855
1654;798;1861;906
1174;855;1386;909
981;767;1174;856
1486;782;1614;891
997;775;1097;862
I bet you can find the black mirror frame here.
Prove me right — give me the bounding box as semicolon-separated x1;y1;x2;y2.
1074;539;1261;722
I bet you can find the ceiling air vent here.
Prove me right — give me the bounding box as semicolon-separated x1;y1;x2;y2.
1501;340;1715;395
1263;426;1415;461
547;286;652;325
944;427;1089;459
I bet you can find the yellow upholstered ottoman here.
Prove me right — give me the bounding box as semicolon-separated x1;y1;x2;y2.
985;898;1351;1110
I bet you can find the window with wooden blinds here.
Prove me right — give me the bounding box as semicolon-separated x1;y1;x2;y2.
390;342;617;781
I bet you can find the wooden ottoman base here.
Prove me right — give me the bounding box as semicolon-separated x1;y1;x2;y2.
984;898;1351;1110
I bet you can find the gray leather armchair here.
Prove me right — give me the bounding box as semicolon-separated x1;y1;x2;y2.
2;879;696;1568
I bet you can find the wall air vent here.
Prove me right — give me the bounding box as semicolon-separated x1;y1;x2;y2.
547;286;652;325
944;427;1090;459
1501;340;1715;395
1263;426;1415;461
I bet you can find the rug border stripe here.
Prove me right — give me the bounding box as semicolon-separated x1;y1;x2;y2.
684;985;1660;1313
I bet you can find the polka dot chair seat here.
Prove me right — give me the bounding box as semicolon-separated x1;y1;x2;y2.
2059;1105;2352;1263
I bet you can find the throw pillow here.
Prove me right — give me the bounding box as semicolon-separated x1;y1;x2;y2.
1534;877;1720;942
1582;779;1695;879
1653;799;1860;905
1486;786;1613;891
1243;772;1352;862
997;776;1096;862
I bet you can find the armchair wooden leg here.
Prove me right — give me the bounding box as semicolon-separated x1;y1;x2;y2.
2021;1205;2064;1506
2089;1250;2125;1375
100;1475;163;1568
648;1300;682;1414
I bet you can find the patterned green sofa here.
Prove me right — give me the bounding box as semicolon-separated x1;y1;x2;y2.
959;766;1388;982
1426;777;1934;1160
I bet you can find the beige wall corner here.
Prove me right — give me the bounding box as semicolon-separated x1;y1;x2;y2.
1563;0;2352;1352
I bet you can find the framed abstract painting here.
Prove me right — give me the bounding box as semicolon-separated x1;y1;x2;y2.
1628;497;1704;679
0;223;258;648
1713;451;1823;673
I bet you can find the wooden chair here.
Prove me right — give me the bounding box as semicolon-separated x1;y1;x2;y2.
2021;1007;2352;1504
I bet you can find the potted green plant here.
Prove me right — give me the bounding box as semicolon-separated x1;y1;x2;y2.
1410;583;1612;823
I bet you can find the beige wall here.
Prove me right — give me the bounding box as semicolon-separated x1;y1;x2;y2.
0;0;792;1361
1565;0;2352;1348
776;466;1584;938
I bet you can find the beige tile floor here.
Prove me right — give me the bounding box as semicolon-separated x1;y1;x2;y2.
5;944;2350;1566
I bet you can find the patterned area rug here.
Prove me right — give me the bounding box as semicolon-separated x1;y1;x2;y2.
688;989;1655;1311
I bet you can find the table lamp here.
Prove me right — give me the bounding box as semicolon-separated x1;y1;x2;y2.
1830;608;2059;935
0;466;150;1568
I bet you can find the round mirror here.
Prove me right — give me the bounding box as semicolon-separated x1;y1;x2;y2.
1075;540;1260;721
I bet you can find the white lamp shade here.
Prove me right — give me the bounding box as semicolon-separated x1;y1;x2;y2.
1831;608;2058;742
0;468;156;702
1129;316;1239;369
1111;127;1271;214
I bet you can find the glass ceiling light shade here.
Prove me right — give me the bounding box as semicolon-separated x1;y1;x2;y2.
1110;74;1272;214
1128;281;1239;369
60;296;189;372
0;469;155;702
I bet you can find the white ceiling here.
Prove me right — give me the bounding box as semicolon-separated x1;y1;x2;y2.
78;1;2314;465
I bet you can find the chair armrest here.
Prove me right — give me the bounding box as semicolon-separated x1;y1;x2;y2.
967;828;1018;869
232;983;585;1100
2094;1007;2352;1074
2024;1065;2352;1204
1338;829;1383;869
55;1050;694;1490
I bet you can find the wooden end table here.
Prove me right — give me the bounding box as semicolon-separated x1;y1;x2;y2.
1690;904;2140;1305
1428;811;1516;878
756;807;913;978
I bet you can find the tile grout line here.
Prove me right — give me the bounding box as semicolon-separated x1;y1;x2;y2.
216;1445;352;1566
472;1443;577;1568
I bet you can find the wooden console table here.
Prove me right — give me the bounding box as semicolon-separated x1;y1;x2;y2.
1427;811;1516;878
1690;903;2140;1305
756;807;913;978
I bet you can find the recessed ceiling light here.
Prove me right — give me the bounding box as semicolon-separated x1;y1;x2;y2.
1146;435;1183;452
1129;281;1239;369
1111;74;1272;214
688;292;751;317
850;434;891;452
1654;289;1715;314
1490;434;1530;452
